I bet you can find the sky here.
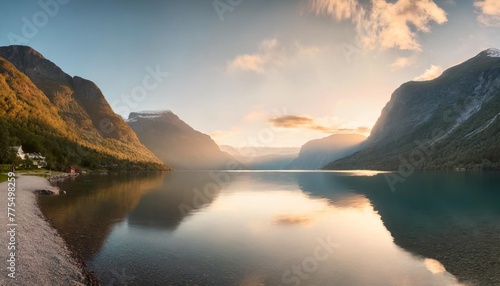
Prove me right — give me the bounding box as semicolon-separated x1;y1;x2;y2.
0;0;499;148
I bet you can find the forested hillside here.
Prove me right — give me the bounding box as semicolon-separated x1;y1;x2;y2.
0;46;167;171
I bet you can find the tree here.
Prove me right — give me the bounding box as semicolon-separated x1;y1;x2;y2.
0;119;11;164
22;157;34;170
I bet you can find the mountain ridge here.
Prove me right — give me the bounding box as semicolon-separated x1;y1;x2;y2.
287;133;366;170
127;110;241;170
325;48;500;170
0;45;166;170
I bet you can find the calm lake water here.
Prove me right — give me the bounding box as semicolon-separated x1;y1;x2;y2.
39;171;500;286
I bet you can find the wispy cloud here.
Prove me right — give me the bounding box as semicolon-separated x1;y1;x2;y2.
269;115;370;134
269;115;315;128
474;0;500;26
309;0;448;51
390;56;416;70
414;64;443;81
210;127;241;141
227;39;278;73
227;39;319;74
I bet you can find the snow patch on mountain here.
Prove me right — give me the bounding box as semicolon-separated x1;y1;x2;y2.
486;48;500;58
126;110;172;122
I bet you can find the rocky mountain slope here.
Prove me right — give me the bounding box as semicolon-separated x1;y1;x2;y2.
0;45;166;170
287;134;366;170
325;48;500;170
127;111;240;170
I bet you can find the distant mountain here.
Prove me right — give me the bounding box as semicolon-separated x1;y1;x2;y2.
220;145;299;170
0;45;166;170
325;48;500;170
127;111;240;170
287;134;366;170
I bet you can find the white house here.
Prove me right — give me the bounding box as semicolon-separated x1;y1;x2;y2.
10;146;25;160
10;145;47;168
26;152;47;168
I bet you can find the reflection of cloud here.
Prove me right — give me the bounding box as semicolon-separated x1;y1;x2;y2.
310;0;447;51
227;39;319;74
274;214;313;225
333;170;391;176
414;65;443;81
424;258;446;274
474;0;500;26
269;115;370;134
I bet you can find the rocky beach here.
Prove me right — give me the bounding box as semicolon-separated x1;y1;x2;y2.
0;175;90;285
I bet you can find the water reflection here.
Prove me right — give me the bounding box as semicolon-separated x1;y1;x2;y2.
39;173;165;260
346;172;500;286
127;171;224;230
38;171;499;285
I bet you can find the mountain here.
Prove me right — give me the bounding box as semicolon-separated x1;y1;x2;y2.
287;134;366;170
220;146;299;170
0;45;166;170
325;48;500;170
127;111;240;170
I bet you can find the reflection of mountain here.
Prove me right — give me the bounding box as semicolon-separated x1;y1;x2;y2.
295;172;500;286
294;172;370;208
357;173;500;286
39;173;165;260
127;172;223;229
220;146;299;170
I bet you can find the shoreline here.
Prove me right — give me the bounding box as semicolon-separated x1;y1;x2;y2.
0;175;98;285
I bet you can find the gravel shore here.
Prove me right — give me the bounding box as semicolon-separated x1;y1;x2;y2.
0;175;88;285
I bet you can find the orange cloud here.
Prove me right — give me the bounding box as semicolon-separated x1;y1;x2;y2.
391;56;416;70
269;115;315;128
227;39;319;74
475;0;500;26
310;0;447;51
227;39;278;73
414;64;443;81
227;54;267;73
269;115;371;134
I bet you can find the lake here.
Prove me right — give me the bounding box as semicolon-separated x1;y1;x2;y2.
39;171;500;286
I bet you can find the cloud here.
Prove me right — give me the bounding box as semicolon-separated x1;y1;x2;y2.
269;115;370;134
227;54;267;73
227;39;278;73
310;0;448;51
210;127;241;140
414;64;443;81
269;115;315;128
474;0;500;26
351;126;371;133
227;39;319;74
390;56;416;70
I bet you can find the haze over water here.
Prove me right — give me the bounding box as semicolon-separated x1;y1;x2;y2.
39;171;500;285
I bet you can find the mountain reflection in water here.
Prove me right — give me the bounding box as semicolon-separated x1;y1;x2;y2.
39;171;499;286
